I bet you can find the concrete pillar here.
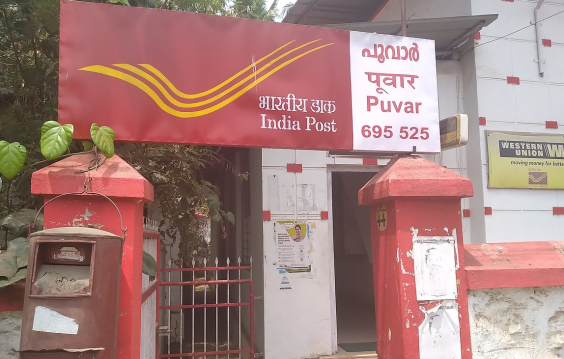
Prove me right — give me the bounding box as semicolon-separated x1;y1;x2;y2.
358;155;473;359
31;153;154;359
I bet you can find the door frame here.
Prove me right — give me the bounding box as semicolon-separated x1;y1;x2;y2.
326;165;379;353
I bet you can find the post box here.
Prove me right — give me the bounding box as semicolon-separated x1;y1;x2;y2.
19;227;123;359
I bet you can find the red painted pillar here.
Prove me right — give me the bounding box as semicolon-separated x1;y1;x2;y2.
31;153;154;359
358;155;473;359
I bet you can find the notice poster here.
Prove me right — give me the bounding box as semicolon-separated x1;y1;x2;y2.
487;131;564;189
275;221;311;273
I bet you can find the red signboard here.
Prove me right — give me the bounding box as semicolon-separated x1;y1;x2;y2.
59;0;439;153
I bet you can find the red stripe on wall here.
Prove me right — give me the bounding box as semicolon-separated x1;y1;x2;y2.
546;121;558;129
507;76;520;85
287;164;303;173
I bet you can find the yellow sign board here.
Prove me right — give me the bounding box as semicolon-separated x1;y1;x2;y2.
440;114;468;150
487;131;564;189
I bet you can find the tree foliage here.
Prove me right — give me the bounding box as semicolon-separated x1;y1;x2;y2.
1;0;276;261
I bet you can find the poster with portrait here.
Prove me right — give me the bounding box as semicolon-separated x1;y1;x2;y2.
275;221;311;273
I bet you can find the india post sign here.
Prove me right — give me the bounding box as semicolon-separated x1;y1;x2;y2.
487;131;564;189
59;0;439;153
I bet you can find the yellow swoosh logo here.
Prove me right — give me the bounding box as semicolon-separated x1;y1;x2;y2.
79;40;333;118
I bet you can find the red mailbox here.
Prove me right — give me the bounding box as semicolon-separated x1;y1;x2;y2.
19;227;122;358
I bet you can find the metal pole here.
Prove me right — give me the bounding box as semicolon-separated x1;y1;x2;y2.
227;258;231;359
204;258;207;354
535;0;546;76
180;260;184;354
238;257;242;359
215;258;219;359
401;0;407;36
192;259;195;354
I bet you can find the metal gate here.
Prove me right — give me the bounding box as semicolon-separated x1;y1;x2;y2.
158;257;254;358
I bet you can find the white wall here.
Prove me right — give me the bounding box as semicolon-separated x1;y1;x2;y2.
471;0;564;242
262;149;334;359
469;287;564;358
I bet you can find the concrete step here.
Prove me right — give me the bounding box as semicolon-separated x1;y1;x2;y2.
320;350;378;359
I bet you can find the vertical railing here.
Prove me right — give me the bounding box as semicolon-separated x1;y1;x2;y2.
158;257;254;358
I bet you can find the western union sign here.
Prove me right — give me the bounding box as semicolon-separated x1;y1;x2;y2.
487;131;564;189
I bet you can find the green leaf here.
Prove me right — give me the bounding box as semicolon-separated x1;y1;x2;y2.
0;252;18;280
14;19;43;38
8;237;30;268
142;250;158;277
90;123;116;158
22;68;44;88
0;268;27;288
225;211;235;225
40;121;74;160
82;141;94;151
40;39;59;59
0;209;41;234
0;141;27;180
109;0;131;5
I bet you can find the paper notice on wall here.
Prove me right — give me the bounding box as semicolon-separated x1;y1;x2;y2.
275;221;311;273
413;235;458;301
419;301;461;359
32;306;79;335
280;275;292;290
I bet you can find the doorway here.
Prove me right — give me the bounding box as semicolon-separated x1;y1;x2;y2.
331;171;377;354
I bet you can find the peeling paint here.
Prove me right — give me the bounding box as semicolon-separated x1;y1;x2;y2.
410;227;419;237
71;207;95;226
406;250;414;258
406;319;410;328
400;257;414;276
388;328;392;341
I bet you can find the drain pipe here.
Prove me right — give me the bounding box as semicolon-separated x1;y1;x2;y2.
535;0;546;76
400;0;407;36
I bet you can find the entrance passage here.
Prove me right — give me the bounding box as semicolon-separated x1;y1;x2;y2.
331;172;377;355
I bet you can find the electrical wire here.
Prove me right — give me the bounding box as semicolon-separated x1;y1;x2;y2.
460;8;564;58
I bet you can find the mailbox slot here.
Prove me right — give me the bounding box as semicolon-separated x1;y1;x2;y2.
30;240;95;297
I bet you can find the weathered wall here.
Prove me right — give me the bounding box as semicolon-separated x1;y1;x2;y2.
0;311;22;359
469;286;564;358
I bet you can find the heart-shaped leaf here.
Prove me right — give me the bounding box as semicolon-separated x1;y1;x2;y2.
142;250;158;277
90;123;115;158
8;237;30;269
0;252;18;280
0;141;27;180
0;268;27;288
0;209;42;235
40;121;74;160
